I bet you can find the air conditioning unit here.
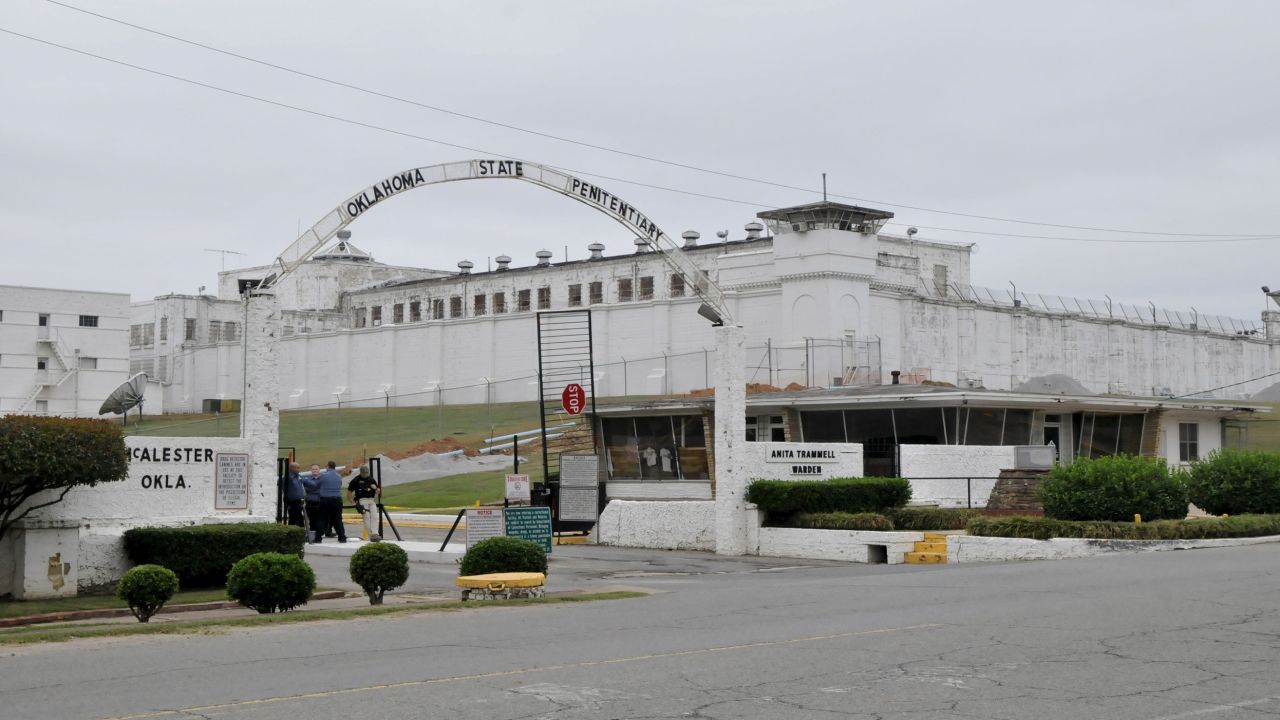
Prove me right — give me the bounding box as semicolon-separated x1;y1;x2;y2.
1014;446;1055;470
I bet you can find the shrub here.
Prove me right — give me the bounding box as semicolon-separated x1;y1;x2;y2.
1039;455;1187;522
116;564;179;623
966;514;1280;540
1186;449;1280;515
459;537;547;576
124;523;306;587
885;507;981;531
226;552;316;613
349;542;410;605
0;415;129;541
790;512;893;531
746;477;911;515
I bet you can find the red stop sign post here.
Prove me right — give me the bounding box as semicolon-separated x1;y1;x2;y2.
561;383;586;415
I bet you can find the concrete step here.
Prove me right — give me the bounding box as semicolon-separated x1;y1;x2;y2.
904;551;947;564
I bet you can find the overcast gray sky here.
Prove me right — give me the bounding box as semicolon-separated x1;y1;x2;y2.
3;1;1278;322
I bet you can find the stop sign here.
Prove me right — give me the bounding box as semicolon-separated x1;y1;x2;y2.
561;383;586;415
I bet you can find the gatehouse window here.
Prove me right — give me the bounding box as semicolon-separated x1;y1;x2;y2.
618;278;633;302
589;281;603;304
602;415;708;481
537;286;551;310
1179;422;1199;462
449;297;463;318
568;284;582;307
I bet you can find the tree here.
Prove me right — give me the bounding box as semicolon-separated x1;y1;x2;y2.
0;415;130;541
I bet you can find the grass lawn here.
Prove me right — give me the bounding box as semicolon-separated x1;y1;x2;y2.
0;588;230;619
382;466;546;510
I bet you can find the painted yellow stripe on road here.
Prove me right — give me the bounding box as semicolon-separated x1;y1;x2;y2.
102;623;943;720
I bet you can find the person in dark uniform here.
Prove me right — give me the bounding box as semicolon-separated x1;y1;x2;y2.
280;462;306;528
303;464;323;543
347;465;381;541
316;461;346;543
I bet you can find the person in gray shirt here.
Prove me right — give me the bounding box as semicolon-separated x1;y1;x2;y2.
315;461;346;543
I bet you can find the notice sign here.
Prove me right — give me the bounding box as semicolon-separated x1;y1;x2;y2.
559;453;599;487
558;486;599;522
214;452;250;510
505;474;531;504
505;506;553;554
465;508;505;549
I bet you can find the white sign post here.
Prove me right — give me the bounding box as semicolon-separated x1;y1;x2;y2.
465;508;505;549
505;474;531;504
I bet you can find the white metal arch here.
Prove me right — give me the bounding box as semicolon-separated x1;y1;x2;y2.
261;159;731;321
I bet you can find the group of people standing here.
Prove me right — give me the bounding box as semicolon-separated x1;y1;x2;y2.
280;461;381;543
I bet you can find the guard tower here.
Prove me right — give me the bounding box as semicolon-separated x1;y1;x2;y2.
760;201;895;386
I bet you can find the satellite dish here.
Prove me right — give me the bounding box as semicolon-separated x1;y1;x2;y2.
99;372;148;426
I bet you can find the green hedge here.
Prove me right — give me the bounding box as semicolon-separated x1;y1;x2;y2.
967;514;1280;540
1186;449;1280;515
790;512;893;531
226;552;316;614
1040;455;1187;521
746;477;911;515
123;523;307;588
885;508;980;531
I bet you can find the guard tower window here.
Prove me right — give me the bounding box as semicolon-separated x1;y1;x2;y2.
568;284;583;307
431;299;445;320
517;289;531;312
354;308;367;328
78;315;98;327
670;274;685;298
409;301;421;322
589;281;603;304
493;292;506;314
449;296;463;318
639;276;654;301
208;320;223;342
537;286;551;310
474;294;486;316
159;317;168;342
185;318;196;340
618;278;633;302
371;307;383;326
222;322;238;342
393;303;404;324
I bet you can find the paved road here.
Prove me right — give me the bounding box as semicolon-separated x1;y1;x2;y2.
3;545;1278;719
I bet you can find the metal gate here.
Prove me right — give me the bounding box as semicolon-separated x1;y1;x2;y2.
536;310;598;479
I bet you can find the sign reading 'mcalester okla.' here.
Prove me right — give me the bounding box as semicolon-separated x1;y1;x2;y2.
120;438;257;515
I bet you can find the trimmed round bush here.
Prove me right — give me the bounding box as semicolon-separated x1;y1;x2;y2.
459;537;547;576
1040;455;1187;521
226;552;316;614
349;542;410;605
116;564;179;623
1186;449;1280;515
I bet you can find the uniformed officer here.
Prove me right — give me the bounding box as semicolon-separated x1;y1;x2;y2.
347;465;381;541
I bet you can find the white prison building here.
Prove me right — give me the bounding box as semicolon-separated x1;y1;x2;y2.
130;202;1280;414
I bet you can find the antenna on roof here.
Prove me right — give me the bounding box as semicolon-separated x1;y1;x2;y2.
822;173;827;202
204;248;246;272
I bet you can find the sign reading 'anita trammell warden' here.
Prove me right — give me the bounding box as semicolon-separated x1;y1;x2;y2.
754;442;862;479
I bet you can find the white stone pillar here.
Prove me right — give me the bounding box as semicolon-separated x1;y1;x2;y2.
243;292;281;517
713;323;748;555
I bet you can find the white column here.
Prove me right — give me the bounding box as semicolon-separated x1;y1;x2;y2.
243;292;281;517
713;323;748;555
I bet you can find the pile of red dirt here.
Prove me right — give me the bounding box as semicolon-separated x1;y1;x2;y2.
382;437;477;460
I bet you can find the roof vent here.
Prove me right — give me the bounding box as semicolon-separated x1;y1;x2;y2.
634;238;650;253
744;222;764;239
457;260;474;275
681;230;700;248
535;250;553;267
495;255;512;271
588;242;605;260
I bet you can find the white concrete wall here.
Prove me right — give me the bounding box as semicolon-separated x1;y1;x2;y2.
949;533;1280;563
0;285;130;417
755;527;922;564
594;500;715;551
898;445;1016;508
742;442;864;480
